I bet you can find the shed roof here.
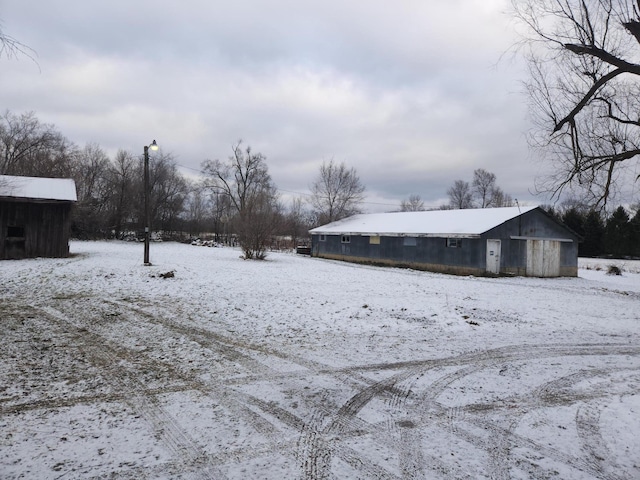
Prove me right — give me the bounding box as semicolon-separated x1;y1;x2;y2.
0;175;77;202
309;206;539;237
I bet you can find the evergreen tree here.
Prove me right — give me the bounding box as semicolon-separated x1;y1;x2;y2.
561;208;585;238
604;206;632;258
541;205;560;221
581;210;605;258
631;209;640;258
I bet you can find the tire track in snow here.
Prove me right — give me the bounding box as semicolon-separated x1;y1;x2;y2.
297;343;640;479
102;296;640;479
11;295;640;479
576;403;611;478
40;300;300;439
34;301;320;477
39;305;222;480
98;297;421;479
427;363;640;479
36;299;329;475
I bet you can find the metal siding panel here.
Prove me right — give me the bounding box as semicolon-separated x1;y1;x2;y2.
560;241;578;268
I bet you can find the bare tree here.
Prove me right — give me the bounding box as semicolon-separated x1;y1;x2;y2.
106;149;137;238
490;187;514;207
0;110;76;177
310;159;365;225
285;197;312;246
73;143;110;203
447;180;473;209
512;0;640;208
449;169;513;208
472;169;497;208
185;186;208;238
400;194;426;211
71;143;112;238
148;152;188;237
202;141;279;259
209;192;232;243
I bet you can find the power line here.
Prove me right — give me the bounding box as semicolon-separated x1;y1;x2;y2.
176;163;204;174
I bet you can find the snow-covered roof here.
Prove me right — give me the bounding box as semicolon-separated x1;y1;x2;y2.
0;175;77;202
309;206;539;237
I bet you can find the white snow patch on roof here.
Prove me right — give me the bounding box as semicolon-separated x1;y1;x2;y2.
0;175;77;202
309;206;539;236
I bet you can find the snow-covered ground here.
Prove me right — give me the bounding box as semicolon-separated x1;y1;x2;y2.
1;241;639;479
579;256;640;274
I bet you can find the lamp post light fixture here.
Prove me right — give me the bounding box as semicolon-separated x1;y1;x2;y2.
143;140;159;265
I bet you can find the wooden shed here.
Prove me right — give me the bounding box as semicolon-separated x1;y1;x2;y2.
309;206;581;277
0;175;77;260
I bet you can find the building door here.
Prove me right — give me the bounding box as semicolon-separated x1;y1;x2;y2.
526;240;561;277
486;239;501;275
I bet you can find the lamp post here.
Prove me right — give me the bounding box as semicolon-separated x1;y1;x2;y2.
143;140;159;265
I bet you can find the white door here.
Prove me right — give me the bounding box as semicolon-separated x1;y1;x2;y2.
527;240;560;277
543;240;561;277
486;239;501;275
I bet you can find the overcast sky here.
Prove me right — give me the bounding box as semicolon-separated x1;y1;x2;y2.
1;0;546;211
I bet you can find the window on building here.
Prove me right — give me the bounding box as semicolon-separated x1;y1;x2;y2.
7;226;25;238
319;234;326;242
404;237;417;246
446;238;461;248
341;235;351;243
369;235;380;245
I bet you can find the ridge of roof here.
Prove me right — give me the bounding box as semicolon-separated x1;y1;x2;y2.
309;206;539;236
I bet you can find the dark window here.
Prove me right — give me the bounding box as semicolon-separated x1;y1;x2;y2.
447;238;461;248
341;235;350;243
319;234;326;241
403;237;417;246
7;226;25;238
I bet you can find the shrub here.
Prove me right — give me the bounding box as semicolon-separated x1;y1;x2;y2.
607;265;622;276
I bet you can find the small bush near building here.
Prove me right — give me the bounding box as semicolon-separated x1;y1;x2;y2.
607;265;622;276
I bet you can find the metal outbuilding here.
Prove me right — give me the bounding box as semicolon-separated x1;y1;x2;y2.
0;175;77;260
309;206;580;277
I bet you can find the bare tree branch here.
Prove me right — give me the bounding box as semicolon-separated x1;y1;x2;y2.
513;0;640;207
0;23;38;66
552;67;624;132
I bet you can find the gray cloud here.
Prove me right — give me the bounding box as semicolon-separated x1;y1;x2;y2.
1;0;542;211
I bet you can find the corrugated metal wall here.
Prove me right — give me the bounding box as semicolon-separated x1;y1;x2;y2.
311;209;580;277
483;209;579;276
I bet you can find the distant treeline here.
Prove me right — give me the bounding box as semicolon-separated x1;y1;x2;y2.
0;111;313;246
544;205;640;259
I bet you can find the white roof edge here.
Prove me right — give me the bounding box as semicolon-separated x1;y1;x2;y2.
317;232;481;238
